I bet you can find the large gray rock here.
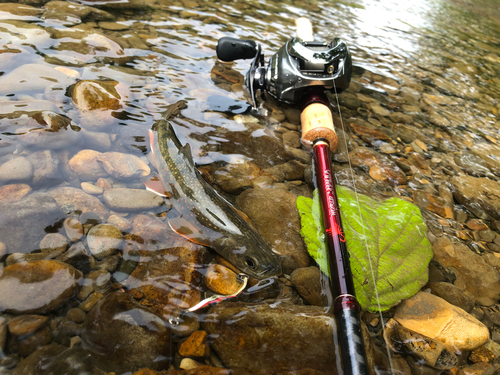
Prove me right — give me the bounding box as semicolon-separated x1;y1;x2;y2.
49;187;109;220
204;302;338;375
0;192;64;254
81;291;171;373
450;175;500;220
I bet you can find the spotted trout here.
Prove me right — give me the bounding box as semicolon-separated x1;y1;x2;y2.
145;101;282;279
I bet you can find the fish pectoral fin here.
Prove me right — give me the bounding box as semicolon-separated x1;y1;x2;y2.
168;215;210;247
179;143;195;165
234;207;257;228
143;174;172;198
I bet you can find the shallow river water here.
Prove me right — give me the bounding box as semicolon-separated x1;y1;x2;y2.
0;0;499;374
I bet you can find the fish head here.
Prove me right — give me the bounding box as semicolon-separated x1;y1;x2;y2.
222;236;282;279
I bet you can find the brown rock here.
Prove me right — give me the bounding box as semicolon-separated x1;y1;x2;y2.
236;188;310;274
17;326;52;357
432;236;500;306
179;330;210;358
0;184;31;203
204;302;338;375
466;219;489;231
427;282;475;312
204;264;242;295
350;147;406;186
39;233;68;258
469;346;495;363
349;122;390;141
0;260;82;314
290;266;329;306
8;315;49;336
451;175;500;220
457;362;493;375
394;291;489;351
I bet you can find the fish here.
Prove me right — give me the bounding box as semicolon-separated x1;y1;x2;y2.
144;100;282;279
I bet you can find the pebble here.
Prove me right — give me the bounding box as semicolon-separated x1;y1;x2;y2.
39;233;68;258
370;103;391;116
87;224;123;259
27;150;62;186
204;264;242;295
97;152;151;180
78;292;104;312
107;214;133;231
66;308;86;324
0;157;33;183
394;291;489;351
63;217;84;242
96;177;113;190
17;326;52;357
8;315;49;336
0;260;82;314
0;183;31;203
85;269;111;292
102;188;165;212
81;182;104;195
68;149;108;181
179;330;210;358
466;219;490;231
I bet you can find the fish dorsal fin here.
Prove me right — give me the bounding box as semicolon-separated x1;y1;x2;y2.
143;174;173;198
167;211;211;247
179;142;195;165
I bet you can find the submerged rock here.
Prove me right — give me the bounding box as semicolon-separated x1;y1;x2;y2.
0;156;33;183
69;149;108;181
204;302;338;375
49;186;109;220
86;223;123;260
0;260;82;314
27;150;62;186
96;152;150;180
81;291;171;373
432;235;500;306
0;192;64;254
236;188;310;274
450;175;500;220
102;188;164;212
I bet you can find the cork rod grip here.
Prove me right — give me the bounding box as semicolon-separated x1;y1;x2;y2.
300;102;339;152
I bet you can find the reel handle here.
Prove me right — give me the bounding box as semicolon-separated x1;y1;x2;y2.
216;37;257;61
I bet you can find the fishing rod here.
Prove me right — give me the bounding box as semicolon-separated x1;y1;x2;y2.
216;18;368;375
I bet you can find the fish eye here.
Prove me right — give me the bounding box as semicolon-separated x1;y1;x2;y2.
245;257;258;270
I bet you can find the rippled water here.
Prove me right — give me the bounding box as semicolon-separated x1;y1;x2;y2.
0;0;499;373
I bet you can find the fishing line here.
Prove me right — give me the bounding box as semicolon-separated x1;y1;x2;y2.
331;77;395;374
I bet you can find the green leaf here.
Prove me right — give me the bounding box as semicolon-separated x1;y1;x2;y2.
297;186;433;312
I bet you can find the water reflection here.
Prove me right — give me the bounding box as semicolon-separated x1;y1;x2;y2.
0;0;499;373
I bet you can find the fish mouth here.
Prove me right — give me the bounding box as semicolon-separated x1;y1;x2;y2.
254;262;282;279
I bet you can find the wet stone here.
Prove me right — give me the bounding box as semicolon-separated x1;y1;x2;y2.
0;192;64;254
0;260;82;314
469;346;495;363
82;130;112;151
66;308;86;324
56;241;93;274
204;263;242;295
350;147;406;186
467;219;489;231
290;266;329;306
94;254;120;272
17;326;52;357
27;150;62;186
81;182;103;195
85;269;111;292
87;224;123;260
102;188;165;212
450;175;500;220
432;235;500;306
107;214;132;232
69;149;108;181
394;291;489;351
0;316;6;352
0;156;33;183
39;233;68;258
63;217;84;242
427;282;475;312
179;330;210;358
236;188;310;274
49;187;109;220
97;152;150;180
78;292;103;312
204;302;337;375
8;315;49;336
0;183;31;203
81;291;171;373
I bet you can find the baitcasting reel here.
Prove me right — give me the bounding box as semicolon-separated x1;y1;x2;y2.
216;36;352;107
